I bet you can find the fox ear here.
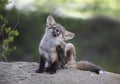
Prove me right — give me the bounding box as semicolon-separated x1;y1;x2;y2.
64;30;75;40
46;15;56;26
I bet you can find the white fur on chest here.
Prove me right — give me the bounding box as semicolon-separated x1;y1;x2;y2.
39;29;62;60
40;31;62;50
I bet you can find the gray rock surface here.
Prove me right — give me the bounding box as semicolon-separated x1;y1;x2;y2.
0;62;120;84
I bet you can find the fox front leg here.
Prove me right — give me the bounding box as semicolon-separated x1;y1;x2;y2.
36;55;45;73
46;52;59;74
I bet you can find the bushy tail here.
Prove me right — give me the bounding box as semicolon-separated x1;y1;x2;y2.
76;61;104;74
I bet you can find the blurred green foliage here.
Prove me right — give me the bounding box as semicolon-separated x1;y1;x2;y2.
2;0;120;73
35;0;120;19
0;0;19;61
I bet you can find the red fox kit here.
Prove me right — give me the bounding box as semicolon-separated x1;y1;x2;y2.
36;15;75;74
36;15;103;74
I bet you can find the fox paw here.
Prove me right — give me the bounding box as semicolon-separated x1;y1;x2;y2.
35;69;44;73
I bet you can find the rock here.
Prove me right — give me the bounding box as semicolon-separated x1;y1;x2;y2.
0;62;120;84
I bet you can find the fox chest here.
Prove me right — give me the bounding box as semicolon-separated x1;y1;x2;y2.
40;37;61;51
39;33;62;60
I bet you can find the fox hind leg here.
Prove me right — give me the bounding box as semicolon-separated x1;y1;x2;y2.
65;43;76;59
65;43;76;66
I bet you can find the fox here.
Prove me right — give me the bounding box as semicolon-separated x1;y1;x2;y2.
36;15;75;74
36;15;103;74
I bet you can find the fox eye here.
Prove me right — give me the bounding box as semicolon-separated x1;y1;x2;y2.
56;29;59;32
52;28;62;37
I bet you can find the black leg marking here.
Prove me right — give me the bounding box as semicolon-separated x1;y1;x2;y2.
56;45;65;68
94;70;99;74
52;61;59;73
56;45;64;58
46;61;59;74
36;56;45;73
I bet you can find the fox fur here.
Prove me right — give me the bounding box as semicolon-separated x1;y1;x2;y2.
36;15;74;74
56;41;103;74
36;15;103;74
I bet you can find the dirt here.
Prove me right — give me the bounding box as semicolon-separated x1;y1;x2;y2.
0;62;120;84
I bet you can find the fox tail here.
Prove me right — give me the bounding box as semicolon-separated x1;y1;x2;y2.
66;61;104;74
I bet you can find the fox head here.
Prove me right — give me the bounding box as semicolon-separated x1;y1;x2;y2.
45;15;75;40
